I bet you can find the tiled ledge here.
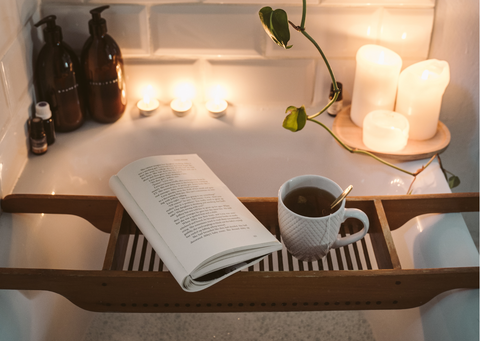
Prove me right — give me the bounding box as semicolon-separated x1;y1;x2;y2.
40;2;433;105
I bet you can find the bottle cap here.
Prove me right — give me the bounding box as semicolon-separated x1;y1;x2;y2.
35;102;52;119
89;5;109;36
35;15;63;44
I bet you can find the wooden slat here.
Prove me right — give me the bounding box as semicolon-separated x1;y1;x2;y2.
361;199;395;269
0;267;477;312
110;211;136;271
102;203;125;270
340;227;354;270
347;224;363;270
374;199;402;269
365;193;478;231
138;238;149;271
128;229;141;271
148;248;156;272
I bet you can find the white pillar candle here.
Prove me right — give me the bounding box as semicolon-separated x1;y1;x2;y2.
363;110;409;153
351;45;403;127
395;59;450;140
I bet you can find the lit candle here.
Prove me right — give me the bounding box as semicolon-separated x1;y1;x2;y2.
363;110;409;153
137;85;159;116
171;83;195;117
206;85;228;118
351;45;403;127
395;59;450;140
170;98;192;117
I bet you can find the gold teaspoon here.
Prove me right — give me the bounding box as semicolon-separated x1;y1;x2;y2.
330;185;353;209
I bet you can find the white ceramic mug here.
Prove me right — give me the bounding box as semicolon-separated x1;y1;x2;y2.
278;175;369;262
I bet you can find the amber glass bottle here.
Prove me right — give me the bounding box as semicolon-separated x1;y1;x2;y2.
81;5;127;123
34;16;86;132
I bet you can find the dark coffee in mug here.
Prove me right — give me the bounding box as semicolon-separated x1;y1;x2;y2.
283;186;339;217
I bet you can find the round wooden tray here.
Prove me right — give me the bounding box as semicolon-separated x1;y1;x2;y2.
332;106;451;161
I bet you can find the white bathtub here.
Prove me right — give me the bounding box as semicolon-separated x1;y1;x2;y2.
0;104;478;340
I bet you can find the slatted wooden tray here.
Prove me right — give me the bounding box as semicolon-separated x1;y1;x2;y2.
0;193;478;313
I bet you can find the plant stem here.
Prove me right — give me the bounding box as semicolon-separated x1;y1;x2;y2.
300;0;306;28
297;0;339;120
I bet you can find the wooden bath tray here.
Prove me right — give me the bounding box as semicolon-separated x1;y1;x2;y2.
0;193;478;313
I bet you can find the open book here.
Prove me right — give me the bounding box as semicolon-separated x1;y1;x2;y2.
109;154;282;292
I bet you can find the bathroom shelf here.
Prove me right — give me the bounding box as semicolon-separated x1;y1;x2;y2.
0;193;478;313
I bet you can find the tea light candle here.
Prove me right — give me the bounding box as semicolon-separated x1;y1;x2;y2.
137;85;159;116
171;83;195;117
206;98;228;117
363;110;409;153
395;59;450;140
351;45;403;127
170;98;192;117
206;85;228;118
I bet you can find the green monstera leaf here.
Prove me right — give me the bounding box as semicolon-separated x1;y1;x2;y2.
283;106;307;132
259;7;292;49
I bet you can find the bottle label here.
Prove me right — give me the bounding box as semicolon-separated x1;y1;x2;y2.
57;83;79;94
30;137;48;154
89;79;119;86
327;100;344;116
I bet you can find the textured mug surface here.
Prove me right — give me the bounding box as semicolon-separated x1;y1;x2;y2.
278;175;369;262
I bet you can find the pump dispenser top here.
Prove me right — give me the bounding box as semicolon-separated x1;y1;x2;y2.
81;5;127;123
35;15;63;44
89;5;108;36
34;15;86;132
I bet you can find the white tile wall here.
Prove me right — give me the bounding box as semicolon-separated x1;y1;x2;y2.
0;0;39;195
0;0;23;56
265;6;382;58
0;63;11;141
151;5;264;57
320;0;435;7
3;28;34;113
37;2;433;103
125;60;201;102
206;59;316;104
41;4;149;56
379;8;434;59
0;0;436;193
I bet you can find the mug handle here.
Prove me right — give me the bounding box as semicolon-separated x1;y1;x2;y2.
331;208;369;249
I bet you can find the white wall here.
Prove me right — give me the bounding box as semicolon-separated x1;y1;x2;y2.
0;0;40;198
428;0;479;239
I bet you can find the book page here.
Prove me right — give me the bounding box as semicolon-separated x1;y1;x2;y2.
116;154;277;274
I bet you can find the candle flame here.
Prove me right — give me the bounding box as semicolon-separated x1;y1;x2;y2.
143;94;151;105
401;32;407;40
143;85;154;105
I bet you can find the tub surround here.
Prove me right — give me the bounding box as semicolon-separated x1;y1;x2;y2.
3;102;479;340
